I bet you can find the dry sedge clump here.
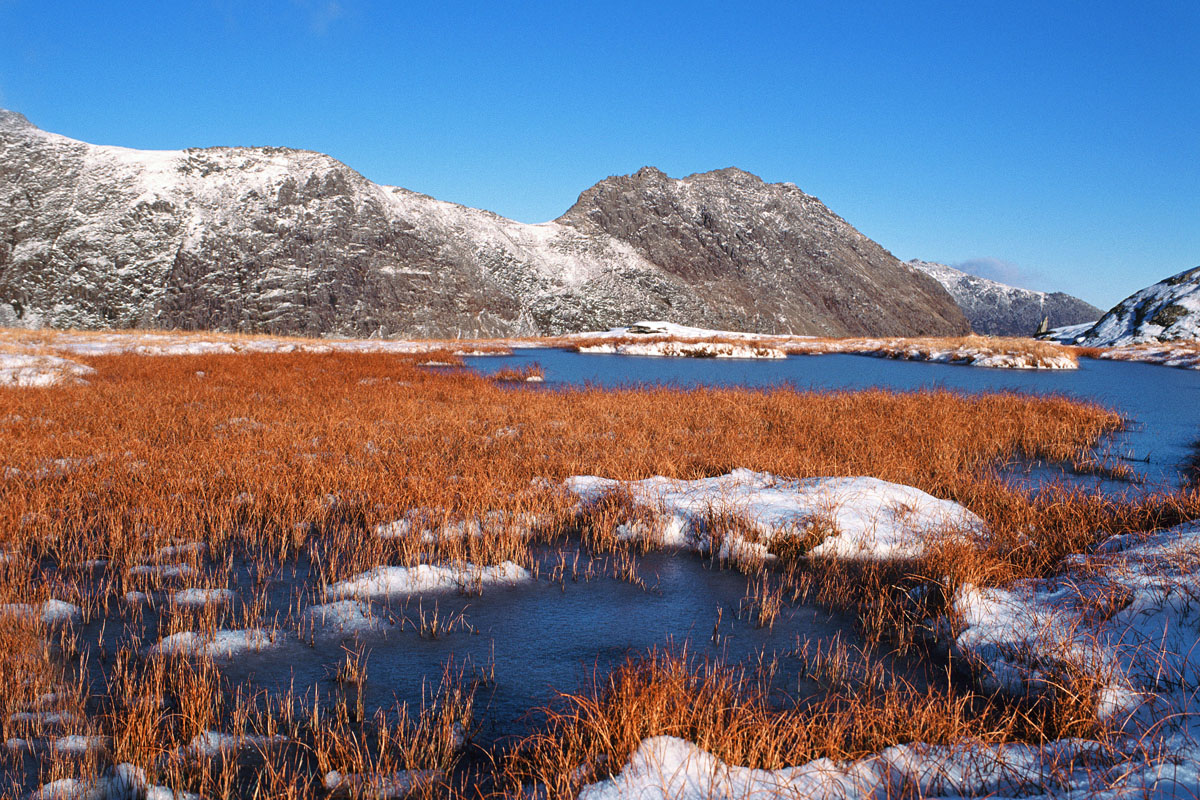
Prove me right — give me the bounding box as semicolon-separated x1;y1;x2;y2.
1;350;1198;797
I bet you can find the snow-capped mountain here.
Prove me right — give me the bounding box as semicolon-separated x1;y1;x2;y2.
1072;266;1200;346
0;110;968;338
908;260;1100;337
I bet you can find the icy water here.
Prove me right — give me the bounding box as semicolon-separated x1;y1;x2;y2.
469;349;1200;489
209;549;869;744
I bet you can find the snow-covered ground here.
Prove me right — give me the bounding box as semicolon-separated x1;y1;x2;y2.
567;469;984;563
567;322;1078;369
0;353;94;386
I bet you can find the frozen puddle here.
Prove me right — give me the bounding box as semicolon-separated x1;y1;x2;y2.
567;469;984;561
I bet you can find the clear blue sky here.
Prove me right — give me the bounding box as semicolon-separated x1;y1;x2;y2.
2;1;1196;309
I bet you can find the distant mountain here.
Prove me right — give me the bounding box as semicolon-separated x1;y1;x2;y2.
908;260;1100;337
0;110;968;338
1072;266;1200;346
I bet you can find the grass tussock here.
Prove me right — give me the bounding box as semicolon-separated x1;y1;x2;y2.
503;647;1111;798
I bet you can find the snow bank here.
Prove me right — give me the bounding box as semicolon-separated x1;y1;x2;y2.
0;353;93;387
953;520;1200;724
579;340;786;359
1099;343;1200;370
566;469;982;561
128;563;197;580
327;561;531;599
151;629;278;658
577;735;1192;800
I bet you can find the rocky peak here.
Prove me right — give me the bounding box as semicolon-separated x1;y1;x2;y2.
0;109;35;132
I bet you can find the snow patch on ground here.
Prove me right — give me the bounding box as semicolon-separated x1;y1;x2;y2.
566;469;983;561
151;629;278;658
952;520;1200;724
0;599;82;625
303;600;390;633
324;768;439;798
0;353;94;387
327;561;531;599
171;588;234;606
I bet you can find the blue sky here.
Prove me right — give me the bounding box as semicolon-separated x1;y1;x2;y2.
2;1;1196;308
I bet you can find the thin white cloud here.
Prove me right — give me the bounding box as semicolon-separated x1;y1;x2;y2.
292;0;344;34
953;257;1043;291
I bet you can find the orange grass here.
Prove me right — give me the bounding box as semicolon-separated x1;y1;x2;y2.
1;350;1198;796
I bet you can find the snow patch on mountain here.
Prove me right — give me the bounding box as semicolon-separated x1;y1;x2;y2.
909;260;1100;337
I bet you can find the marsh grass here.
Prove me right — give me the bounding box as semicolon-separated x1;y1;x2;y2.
2;349;1198;796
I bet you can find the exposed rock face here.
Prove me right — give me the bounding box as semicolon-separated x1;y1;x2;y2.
908;260;1100;337
557;167;969;336
0;110;969;338
1073;266;1200;346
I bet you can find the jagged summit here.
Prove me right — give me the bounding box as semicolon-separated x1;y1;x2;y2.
0;113;970;338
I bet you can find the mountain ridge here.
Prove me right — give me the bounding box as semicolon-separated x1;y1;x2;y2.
908;260;1100;337
0;110;970;338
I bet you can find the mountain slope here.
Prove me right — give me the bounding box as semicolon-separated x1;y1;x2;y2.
1074;266;1200;346
0;110;969;338
908;260;1100;337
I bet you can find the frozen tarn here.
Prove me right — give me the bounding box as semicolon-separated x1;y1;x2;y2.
0;599;82;625
566;469;983;562
327;561;532;600
576;735;1198;800
32;762;201;800
171;588;234;606
952;520;1200;726
0;353;93;387
151;629;278;658
303;600;391;634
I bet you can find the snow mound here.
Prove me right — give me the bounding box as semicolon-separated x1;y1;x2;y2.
0;353;93;387
32;762;200;800
566;469;982;561
171;588;234;606
577;734;1183;800
1077;265;1200;347
151;629;278;658
328;561;531;599
303;600;390;633
0;599;82;625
